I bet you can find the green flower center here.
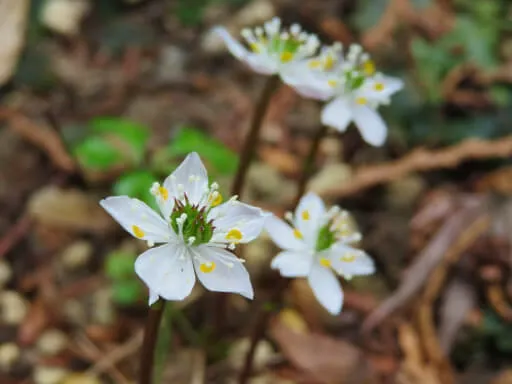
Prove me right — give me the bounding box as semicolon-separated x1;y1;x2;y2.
170;200;214;246
315;224;336;252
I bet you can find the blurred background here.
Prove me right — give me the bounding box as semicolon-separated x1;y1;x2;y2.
0;0;511;383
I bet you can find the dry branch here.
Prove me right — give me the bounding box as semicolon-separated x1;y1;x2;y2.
322;136;512;199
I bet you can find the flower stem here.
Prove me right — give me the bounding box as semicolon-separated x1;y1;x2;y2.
230;74;280;198
238;124;329;384
139;300;166;384
215;74;280;331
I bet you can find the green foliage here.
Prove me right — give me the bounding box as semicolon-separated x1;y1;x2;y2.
112;279;144;306
482;309;512;353
105;250;143;306
175;0;250;26
113;170;157;209
105;251;137;280
157;126;238;176
73;117;150;171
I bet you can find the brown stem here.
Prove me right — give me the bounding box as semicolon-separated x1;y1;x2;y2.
139;301;165;384
230;74;280;198
238;124;329;384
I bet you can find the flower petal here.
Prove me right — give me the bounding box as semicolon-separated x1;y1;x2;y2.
213;26;249;60
135;244;196;301
209;201;269;244
325;243;375;277
265;215;305;251
294;192;326;248
308;263;343;315
352;105;387;146
271;250;312;277
100;196;172;243
192;245;253;299
321;97;353;132
281;62;334;100
148;290;159;306
163;152;209;205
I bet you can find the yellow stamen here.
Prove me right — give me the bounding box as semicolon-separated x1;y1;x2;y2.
280;51;294;63
356;97;367;105
374;82;384;91
293;228;303;239
250;43;260;53
301;210;310;221
209;192;223;207
308;60;321;69
363;60;376;76
158;186;168;201
132;225;145;238
200;262;216;273
328;79;338;87
324;55;335;70
226;228;243;243
341;253;356;262
319;257;331;268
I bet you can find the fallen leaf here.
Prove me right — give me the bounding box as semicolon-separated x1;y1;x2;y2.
0;0;29;85
269;315;374;384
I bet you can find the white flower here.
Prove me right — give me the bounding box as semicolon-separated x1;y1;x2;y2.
286;43;403;146
214;18;320;81
265;192;375;315
100;152;269;304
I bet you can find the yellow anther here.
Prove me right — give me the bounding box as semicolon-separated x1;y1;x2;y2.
209;192;223;207
132;225;145;238
319;257;331;268
363;60;376;76
341;253;356;262
356;97;367;105
200;262;216;273
374;82;384;91
250;43;260;53
308;60;321;69
280;51;294;63
158;186;169;201
328;80;338;87
324;55;335;70
226;228;243;243
293;228;303;239
301;210;310;221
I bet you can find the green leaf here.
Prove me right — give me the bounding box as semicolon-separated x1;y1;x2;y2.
73;136;124;170
113;171;157;209
91;117;150;162
112;279;143;306
105;251;137;280
164;126;238;175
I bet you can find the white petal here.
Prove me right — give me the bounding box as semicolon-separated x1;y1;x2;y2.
325;243;375;277
294;192;326;247
352;105;387;146
321;97;353;132
246;54;278;75
213;26;249;59
163;152;209;205
135;244;196;301
192;245;253;299
265;215;305;251
100;196;171;243
148;290;159;306
209;201;269;244
280;63;334;100
308;263;343;315
271;251;313;277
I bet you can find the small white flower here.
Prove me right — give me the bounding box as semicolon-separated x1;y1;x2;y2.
214;18;320;81
100;152;269;304
265;192;375;315
286;43;403;146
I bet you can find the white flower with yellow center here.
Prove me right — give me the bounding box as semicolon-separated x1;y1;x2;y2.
265;192;375;315
287;43;403;146
214;17;320;81
100;152;268;304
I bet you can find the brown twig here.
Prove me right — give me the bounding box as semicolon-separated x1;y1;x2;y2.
0;215;32;259
321;136;512;199
139;301;166;384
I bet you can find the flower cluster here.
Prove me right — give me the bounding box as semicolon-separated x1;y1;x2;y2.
216;18;402;147
101;152;375;315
